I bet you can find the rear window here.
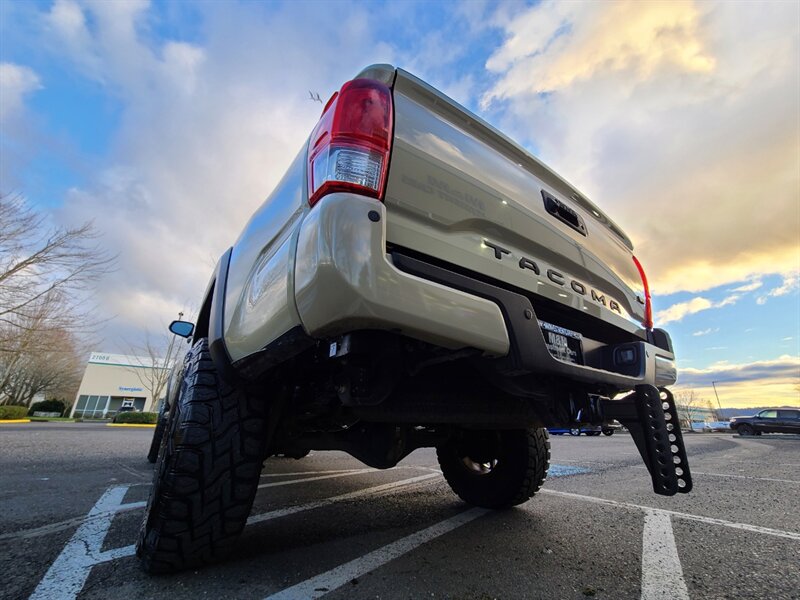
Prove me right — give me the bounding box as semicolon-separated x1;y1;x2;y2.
778;410;800;419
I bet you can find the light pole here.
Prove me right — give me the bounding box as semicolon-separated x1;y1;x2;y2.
711;380;723;417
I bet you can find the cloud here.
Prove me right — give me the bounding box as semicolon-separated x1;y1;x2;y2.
729;280;762;293
484;1;714;105
11;1;485;352
656;293;740;325
0;62;41;123
756;273;800;305
679;355;799;385
692;328;718;336
673;355;800;408
16;0;405;350
483;0;800;295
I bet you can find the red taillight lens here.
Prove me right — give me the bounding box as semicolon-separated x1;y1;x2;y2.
632;255;653;330
307;78;393;207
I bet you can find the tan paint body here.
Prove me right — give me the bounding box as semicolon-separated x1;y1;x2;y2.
219;64;674;387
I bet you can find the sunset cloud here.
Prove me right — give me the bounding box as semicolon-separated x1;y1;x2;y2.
674;355;800;408
483;0;800;296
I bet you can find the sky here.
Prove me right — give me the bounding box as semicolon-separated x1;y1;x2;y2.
1;0;798;409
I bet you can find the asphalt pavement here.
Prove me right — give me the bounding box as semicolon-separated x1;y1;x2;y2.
1;422;798;600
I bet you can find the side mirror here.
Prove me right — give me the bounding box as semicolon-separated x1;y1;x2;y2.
169;320;195;338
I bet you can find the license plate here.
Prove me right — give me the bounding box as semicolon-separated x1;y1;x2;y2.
540;321;583;365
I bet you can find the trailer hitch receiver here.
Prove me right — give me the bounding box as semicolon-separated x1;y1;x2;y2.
603;385;692;496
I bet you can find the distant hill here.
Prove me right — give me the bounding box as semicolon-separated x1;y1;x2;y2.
718;406;799;419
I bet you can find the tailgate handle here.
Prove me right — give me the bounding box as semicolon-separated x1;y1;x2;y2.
542;190;587;236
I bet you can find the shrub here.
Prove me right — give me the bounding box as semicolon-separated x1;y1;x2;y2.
114;411;158;424
28;399;66;417
0;406;29;420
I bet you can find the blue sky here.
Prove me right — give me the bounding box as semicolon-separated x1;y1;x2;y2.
1;0;798;407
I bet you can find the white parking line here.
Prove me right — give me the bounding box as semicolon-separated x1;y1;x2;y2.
541;489;800;541
0;500;146;541
248;472;439;525
28;471;441;600
641;510;690;600
258;469;374;489
260;468;363;478
264;507;489;600
631;465;800;485
29;486;136;600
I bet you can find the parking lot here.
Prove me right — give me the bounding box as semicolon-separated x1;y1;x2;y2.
1;422;798;600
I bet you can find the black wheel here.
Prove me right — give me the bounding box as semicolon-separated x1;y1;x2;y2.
587;431;601;437
136;339;269;573
436;428;550;509
569;428;580;436
602;429;614;436
738;424;754;436
146;401;168;464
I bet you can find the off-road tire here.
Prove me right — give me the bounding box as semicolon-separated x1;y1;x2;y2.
146;401;169;464
437;428;550;509
136;339;269;573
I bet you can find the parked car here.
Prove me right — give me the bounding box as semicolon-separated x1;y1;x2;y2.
137;63;688;574
706;420;731;432
112;405;139;423
730;409;800;436
549;422;621;436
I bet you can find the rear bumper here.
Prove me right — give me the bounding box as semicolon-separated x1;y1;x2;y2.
392;251;676;389
293;194;675;391
294;194;511;356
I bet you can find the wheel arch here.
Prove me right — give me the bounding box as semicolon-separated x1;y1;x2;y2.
193;247;237;384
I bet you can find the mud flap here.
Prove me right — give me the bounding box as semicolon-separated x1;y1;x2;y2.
603;385;692;496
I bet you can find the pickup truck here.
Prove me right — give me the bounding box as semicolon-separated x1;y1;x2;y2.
137;64;691;574
730;409;800;435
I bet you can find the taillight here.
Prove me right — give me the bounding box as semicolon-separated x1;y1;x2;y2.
632;255;653;330
307;78;393;207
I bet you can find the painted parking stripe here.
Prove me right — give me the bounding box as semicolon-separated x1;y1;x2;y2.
641;509;690;600
27;472;441;600
631;465;800;485
541;489;800;541
96;474;442;564
264;507;489;600
29;486;133;600
0;500;146;542
258;468;375;489
248;472;439;525
261;468;363;478
6;465;584;542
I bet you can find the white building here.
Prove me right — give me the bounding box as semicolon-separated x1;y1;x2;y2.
70;352;169;419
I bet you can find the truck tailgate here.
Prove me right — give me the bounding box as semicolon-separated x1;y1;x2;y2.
383;69;647;335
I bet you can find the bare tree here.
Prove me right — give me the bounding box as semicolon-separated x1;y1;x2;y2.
0;192;114;350
124;319;188;411
0;323;85;406
674;389;714;428
0;192;113;405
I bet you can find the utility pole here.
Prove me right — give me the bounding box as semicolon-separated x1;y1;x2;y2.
711;380;723;418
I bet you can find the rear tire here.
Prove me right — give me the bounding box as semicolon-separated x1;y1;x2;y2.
437;428;550;509
602;429;614;436
569;428;580;436
136;339;269;573
146;401;168;464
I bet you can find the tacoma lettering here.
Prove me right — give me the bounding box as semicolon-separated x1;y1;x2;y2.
483;238;622;314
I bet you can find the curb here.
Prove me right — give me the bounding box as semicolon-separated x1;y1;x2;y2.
0;419;31;424
106;423;157;428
